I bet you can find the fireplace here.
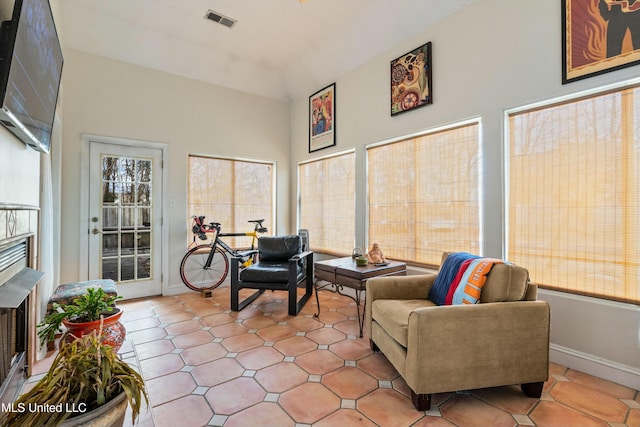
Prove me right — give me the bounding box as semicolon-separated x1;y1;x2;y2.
0;206;41;407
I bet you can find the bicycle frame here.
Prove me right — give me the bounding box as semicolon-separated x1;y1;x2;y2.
180;216;269;291
192;216;267;267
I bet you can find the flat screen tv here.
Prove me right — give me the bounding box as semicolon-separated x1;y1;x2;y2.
0;0;63;153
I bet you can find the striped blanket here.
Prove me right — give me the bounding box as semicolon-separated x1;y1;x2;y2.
429;253;502;305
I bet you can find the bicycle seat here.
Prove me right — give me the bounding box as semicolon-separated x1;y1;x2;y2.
248;219;265;225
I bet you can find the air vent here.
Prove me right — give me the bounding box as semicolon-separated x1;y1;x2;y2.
204;10;237;29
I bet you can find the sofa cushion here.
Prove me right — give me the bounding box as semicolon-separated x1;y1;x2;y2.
371;299;436;347
480;263;529;302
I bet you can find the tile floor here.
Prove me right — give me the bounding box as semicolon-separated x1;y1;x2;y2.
28;285;640;427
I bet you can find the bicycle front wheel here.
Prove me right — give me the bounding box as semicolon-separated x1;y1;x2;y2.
180;245;229;291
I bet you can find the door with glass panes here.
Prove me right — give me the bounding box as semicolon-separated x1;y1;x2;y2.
88;141;163;299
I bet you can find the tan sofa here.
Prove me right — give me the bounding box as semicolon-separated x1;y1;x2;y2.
365;252;550;411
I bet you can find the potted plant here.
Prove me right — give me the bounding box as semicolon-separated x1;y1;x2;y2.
38;287;125;352
1;329;148;427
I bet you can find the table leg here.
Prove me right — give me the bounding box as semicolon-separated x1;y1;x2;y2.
353;288;364;338
313;278;321;318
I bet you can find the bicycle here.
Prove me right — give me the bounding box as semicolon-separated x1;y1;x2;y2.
180;216;268;291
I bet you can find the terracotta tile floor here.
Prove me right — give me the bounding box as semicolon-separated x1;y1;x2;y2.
28;285;640;427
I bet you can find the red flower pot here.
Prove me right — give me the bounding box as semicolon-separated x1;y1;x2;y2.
62;308;126;352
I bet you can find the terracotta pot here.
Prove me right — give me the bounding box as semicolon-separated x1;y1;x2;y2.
61;391;127;427
63;308;126;352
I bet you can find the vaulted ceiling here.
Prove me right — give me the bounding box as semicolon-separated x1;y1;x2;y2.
59;0;475;101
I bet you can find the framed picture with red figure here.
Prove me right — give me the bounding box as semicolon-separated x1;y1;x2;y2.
563;0;640;83
309;83;336;153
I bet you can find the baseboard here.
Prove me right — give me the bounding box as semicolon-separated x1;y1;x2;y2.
550;343;640;390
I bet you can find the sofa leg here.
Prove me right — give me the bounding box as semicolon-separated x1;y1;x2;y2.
521;382;544;398
369;339;379;352
410;390;431;411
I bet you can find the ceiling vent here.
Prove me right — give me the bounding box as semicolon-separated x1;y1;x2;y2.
204;10;237;29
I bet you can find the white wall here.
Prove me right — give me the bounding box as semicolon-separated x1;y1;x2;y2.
289;0;640;388
0;128;40;206
60;49;290;296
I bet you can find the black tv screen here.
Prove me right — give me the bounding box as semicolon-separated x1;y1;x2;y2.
0;0;63;153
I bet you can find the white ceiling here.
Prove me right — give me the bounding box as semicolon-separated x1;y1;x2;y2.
59;0;475;101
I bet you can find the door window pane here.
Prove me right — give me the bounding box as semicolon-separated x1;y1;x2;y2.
100;154;154;282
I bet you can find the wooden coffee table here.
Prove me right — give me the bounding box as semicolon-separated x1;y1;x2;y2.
314;257;406;337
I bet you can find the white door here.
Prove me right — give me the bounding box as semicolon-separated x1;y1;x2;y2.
88;141;163;299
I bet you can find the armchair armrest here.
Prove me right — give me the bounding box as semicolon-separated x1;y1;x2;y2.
404;300;550;394
290;250;313;261
366;274;437;302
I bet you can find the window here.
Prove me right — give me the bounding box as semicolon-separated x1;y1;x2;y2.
298;151;355;255
188;155;274;247
367;121;481;266
507;83;640;304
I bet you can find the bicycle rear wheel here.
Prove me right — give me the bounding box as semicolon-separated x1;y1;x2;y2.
180;245;229;291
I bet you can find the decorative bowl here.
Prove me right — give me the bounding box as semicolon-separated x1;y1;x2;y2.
355;256;368;266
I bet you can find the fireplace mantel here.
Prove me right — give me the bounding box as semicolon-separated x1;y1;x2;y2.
0;203;39;247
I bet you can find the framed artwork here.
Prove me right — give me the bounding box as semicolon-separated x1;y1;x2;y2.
391;41;432;116
309;83;336;153
562;0;640;84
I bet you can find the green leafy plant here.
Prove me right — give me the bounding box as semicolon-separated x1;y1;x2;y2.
37;287;122;345
1;329;148;426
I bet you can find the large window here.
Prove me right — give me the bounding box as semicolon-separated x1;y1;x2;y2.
188;155;274;247
367;121;481;266
298;150;355;255
507;83;640;304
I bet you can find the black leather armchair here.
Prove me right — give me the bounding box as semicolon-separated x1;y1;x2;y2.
230;235;314;315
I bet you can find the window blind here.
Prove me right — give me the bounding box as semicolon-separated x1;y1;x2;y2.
367;122;481;266
188;156;274;247
298;151;355;255
508;85;640;304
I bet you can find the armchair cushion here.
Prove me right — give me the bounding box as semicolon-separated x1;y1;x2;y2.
480;262;530;302
239;261;302;283
373;299;435;347
258;235;301;262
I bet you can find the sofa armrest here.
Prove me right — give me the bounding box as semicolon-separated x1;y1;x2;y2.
404;300;550;394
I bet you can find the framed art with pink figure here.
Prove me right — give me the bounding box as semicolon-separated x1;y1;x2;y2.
309;83;336;153
562;0;640;83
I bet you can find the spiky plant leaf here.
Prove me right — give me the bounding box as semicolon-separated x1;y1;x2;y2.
1;329;148;427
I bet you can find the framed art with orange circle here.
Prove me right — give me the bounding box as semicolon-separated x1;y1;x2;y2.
391;41;432;116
